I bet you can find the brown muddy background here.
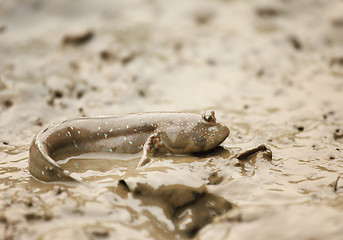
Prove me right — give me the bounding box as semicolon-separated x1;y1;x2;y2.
1;0;343;239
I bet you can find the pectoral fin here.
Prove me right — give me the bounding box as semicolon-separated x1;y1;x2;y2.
137;131;165;167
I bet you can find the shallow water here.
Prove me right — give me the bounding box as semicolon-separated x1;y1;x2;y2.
1;0;343;239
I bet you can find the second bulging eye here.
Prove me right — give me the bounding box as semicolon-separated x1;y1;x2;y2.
204;115;212;122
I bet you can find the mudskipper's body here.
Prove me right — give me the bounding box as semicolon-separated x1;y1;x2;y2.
29;110;230;182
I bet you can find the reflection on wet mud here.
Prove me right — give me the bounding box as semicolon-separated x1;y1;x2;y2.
118;181;233;238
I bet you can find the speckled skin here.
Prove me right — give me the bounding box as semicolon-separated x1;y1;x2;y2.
29;111;230;182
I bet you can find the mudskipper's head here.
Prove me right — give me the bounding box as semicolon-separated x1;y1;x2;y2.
189;110;230;152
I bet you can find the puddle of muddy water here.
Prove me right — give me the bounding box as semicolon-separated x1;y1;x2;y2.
30;151;236;239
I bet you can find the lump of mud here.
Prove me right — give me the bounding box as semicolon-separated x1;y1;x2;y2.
119;181;233;238
62;30;94;46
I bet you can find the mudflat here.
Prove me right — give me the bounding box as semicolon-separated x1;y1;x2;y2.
1;0;343;239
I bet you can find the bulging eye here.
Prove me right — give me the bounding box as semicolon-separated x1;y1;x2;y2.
202;110;216;123
204;115;212;122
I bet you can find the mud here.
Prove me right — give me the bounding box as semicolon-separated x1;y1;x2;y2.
1;0;343;239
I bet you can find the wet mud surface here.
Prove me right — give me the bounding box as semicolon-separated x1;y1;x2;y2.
1;0;343;239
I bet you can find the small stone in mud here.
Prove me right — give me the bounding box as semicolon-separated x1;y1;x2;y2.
24;212;52;222
330;156;335;160
78;107;86;117
288;35;302;51
173;41;183;52
2;141;9;145
91;229;109;238
47;98;53;106
207;172;223;185
294;125;304;132
256;68;264;77
194;10;215;25
34;118;43;126
53;90;63;99
255;7;281;18
334;128;343;140
47;90;64;106
76;90;85;99
69;61;79;71
0;213;7;223
100;50;110;60
62;30;94;46
330;57;343;67
72;208;84;215
207;58;216;66
121;52;136;65
137;89;146;97
55;187;64;195
331;17;343;28
3;99;13;108
100;50;116;61
26;201;33;207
